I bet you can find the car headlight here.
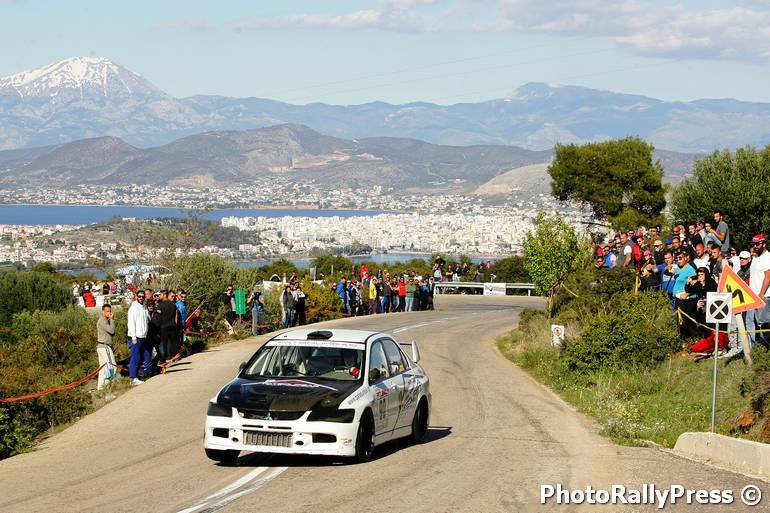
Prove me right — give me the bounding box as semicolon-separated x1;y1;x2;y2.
207;402;232;417
307;408;355;423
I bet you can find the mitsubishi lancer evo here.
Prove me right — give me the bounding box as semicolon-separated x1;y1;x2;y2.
204;329;431;463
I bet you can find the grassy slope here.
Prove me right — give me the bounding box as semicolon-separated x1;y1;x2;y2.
497;316;754;447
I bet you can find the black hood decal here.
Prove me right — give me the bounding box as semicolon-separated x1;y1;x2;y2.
218;377;361;412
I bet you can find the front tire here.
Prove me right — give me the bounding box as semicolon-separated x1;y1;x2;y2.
410;398;429;444
354;410;375;463
205;448;240;463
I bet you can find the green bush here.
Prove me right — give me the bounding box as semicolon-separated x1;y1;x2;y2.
311;254;354;278
163;253;237;307
519;308;546;328
488;256;530;283
0;271;72;325
0;307;109;459
563;291;678;372
250;259;301;282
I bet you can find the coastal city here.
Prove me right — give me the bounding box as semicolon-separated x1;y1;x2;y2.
0;187;583;267
0;181;546;212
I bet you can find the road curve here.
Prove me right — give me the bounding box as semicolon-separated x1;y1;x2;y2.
0;295;765;513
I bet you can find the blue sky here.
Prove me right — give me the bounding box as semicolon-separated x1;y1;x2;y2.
2;0;769;105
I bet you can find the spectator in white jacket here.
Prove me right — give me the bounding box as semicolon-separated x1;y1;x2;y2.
127;291;150;385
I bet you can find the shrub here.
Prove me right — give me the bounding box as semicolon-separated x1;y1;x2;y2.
563;291;678;372
0;307;106;458
163;253;237;307
311;254;354;278
251;259;301;282
519;308;546;328
0;271;71;325
488;256;530;283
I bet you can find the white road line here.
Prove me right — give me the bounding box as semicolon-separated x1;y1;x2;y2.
392;316;460;334
175;466;270;513
195;467;288;513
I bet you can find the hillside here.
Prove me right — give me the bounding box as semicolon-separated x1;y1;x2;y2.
0;124;696;194
0;124;551;191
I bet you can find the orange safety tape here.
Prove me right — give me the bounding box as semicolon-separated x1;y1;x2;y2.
0;364;106;404
676;307;770;335
321;310;352;317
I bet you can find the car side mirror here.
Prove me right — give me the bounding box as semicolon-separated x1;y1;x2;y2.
369;368;381;383
238;361;247;375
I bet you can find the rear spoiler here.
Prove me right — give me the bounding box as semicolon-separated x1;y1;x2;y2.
399;340;421;363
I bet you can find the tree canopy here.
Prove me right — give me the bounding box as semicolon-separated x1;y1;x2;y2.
671;146;770;251
523;212;581;314
0;270;71;325
548;137;666;230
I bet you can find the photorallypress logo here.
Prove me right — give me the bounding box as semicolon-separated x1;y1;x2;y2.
540;483;763;508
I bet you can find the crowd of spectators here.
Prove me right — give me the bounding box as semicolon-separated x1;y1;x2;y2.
72;279;126;308
121;288;188;386
330;258;492;317
592;210;770;357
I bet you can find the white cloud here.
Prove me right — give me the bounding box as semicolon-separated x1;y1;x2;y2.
488;0;770;61
248;0;770;62
240;1;445;33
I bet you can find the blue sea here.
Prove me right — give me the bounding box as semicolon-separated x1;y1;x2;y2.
0;204;383;225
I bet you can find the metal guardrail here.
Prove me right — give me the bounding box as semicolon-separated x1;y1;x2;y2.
433;282;536;296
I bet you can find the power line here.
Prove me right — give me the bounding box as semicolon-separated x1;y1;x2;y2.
282;47;616;103
252;42;566;98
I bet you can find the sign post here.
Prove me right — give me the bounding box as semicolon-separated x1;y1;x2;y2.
550;324;565;347
718;266;766;366
234;289;247;331
483;283;506;296
706;291;732;433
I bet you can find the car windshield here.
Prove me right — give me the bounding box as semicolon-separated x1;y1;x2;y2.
242;341;365;381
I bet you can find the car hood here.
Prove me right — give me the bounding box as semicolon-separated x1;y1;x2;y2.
217;377;362;412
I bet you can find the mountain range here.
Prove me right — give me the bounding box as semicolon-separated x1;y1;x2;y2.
0;123;694;194
1;57;768;153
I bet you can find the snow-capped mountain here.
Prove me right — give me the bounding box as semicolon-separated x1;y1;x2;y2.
1;56;769;152
0;56;162;102
0;57;202;149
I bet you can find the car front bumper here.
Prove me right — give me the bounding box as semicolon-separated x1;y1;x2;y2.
204;411;359;457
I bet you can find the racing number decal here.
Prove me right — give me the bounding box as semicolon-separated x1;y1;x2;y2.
376;396;387;421
374;385;388;422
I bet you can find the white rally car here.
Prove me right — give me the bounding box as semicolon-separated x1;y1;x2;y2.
204;328;431;463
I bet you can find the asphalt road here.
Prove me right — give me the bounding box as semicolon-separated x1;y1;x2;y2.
0;295;766;513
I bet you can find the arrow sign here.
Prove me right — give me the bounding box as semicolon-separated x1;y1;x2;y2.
718;265;765;313
706;292;732;324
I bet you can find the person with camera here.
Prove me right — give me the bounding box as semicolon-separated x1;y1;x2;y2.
145;297;163;371
657;250;677;298
686;267;729;356
672;251;698;339
640;250;661;291
685;267;718;322
157;290;179;366
248;287;266;336
293;282;307;326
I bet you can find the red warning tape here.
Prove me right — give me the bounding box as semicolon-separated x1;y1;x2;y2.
0;364;106;404
320;310;351;317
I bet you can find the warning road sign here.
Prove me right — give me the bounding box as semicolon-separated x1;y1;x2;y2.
706;292;732;324
718;266;766;314
551;324;565;347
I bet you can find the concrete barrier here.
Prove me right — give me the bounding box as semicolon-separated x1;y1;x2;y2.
674;432;770;480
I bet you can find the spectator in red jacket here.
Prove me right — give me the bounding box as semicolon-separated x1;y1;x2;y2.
397;278;407;312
